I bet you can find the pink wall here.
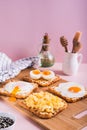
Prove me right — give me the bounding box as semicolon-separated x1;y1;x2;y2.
0;0;87;62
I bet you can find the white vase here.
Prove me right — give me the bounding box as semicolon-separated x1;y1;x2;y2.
62;52;83;75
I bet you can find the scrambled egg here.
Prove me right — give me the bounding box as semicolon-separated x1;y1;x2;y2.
24;91;65;114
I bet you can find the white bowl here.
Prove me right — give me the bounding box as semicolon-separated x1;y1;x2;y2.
0;112;15;130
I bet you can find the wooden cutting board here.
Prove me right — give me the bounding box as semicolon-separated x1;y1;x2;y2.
0;68;87;130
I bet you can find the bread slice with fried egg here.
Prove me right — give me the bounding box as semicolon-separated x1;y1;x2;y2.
0;81;38;99
18;91;67;119
48;82;87;103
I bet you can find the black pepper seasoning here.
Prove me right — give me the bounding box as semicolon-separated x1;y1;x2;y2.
39;33;55;67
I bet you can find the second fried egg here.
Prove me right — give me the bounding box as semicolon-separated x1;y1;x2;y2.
55;82;85;98
4;81;34;95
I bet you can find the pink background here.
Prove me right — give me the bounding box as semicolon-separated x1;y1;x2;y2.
0;0;87;63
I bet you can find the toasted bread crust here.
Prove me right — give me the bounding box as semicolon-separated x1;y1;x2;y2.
23;75;61;87
48;86;87;103
19;100;67;119
0;82;38;99
18;92;67;119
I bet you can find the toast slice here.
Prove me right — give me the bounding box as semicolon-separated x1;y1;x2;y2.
18;91;67;119
23;75;60;87
0;81;38;99
48;82;87;103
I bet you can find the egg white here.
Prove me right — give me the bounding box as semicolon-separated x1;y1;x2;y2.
55;82;85;98
30;70;42;79
42;70;55;80
4;81;34;94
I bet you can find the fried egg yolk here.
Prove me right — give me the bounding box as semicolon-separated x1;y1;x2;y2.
11;86;20;96
68;86;81;93
9;86;20;102
30;69;42;79
42;70;55;80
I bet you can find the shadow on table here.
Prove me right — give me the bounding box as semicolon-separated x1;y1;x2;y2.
54;70;67;76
